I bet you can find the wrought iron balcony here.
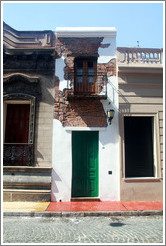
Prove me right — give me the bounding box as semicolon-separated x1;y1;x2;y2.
117;47;163;65
3;143;34;166
66;72;108;99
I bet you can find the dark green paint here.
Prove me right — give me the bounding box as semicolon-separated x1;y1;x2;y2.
72;131;99;197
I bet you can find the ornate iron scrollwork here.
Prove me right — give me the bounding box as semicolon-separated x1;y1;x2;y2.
3;143;33;166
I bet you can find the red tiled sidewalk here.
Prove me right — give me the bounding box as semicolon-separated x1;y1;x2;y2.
46;201;163;212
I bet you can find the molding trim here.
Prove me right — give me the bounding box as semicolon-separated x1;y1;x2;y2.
3;73;39;83
123;178;161;182
118;65;163;74
65;127;107;131
55;27;117;38
3;21;54;49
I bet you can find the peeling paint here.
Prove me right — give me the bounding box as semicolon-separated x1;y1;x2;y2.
55;57;68;91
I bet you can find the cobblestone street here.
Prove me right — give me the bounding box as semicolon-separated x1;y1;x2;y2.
3;215;163;244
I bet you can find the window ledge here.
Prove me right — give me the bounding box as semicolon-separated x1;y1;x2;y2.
3;166;52;173
123;177;161;182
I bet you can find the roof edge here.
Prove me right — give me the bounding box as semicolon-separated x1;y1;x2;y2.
55;27;117;38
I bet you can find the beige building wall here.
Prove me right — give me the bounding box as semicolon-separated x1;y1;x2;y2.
118;70;163;201
35;75;55;167
3;72;55;201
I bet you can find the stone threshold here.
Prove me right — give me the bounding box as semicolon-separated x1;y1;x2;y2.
71;198;100;202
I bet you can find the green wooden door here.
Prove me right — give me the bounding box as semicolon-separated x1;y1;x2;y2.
72;131;99;197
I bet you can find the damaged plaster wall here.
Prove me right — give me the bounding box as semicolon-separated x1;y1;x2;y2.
55;57;68;91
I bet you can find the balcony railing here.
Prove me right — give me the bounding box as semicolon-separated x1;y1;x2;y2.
117;47;163;65
66;72;108;99
3;143;34;166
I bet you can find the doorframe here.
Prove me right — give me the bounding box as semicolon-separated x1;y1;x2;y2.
121;113;161;179
71;130;99;198
65;127;106;132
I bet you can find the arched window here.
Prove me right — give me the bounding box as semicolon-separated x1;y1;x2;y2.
3;74;41;166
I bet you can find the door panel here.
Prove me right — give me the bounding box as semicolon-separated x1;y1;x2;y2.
72;131;99;197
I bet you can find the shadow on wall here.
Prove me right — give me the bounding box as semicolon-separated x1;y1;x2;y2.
108;79;131;115
39;75;55;105
51;169;62;201
99;119;119;146
34;150;44;166
98;78;131;146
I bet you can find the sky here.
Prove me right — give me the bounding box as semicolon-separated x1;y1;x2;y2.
2;1;164;48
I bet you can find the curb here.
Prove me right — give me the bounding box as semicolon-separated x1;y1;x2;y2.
3;210;163;217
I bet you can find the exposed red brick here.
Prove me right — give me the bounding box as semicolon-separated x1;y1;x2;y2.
54;37;116;127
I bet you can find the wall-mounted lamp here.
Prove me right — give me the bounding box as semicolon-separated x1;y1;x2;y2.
107;109;115;125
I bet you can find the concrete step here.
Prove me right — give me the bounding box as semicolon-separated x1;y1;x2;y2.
3;189;51;202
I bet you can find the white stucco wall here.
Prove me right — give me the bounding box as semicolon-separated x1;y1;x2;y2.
99;123;119;201
51;120;72;202
55;57;68;91
97;35;119;200
98;37;116;63
99;84;119;201
52;28;119;201
51;119;120;202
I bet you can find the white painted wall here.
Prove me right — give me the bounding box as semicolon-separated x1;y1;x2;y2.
55;57;68;91
51;119;120;202
51;120;72;202
98;37;116;63
99;123;119;201
99;97;119;201
97;33;119;200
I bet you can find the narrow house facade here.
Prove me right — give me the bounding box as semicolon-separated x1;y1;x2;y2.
52;27;120;201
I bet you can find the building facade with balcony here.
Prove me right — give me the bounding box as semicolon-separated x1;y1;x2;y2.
52;27;120;201
3;23;163;202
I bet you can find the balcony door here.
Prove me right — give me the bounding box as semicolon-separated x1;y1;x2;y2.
74;57;97;95
4;103;31;166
